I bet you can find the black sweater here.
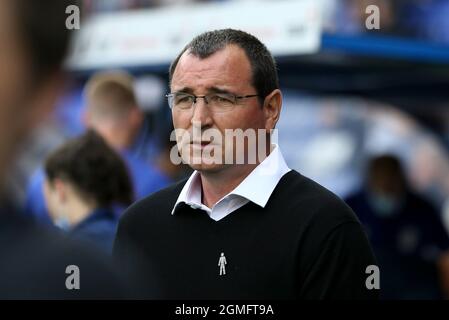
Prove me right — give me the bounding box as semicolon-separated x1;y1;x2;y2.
114;170;378;299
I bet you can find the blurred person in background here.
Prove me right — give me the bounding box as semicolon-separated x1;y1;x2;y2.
44;131;133;254
25;71;171;225
0;0;125;298
345;155;449;299
84;71;172;194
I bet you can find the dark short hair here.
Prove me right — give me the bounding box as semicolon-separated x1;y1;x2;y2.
12;0;78;79
45;130;134;207
169;29;279;103
368;155;403;176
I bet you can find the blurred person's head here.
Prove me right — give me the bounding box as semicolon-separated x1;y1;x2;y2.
83;71;144;151
0;0;74;190
43;130;133;227
366;154;407;216
168;28;282;173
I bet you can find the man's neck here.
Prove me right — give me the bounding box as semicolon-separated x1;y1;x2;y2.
200;164;257;209
66;198;97;227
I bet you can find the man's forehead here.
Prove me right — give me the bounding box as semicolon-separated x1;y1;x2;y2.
172;45;252;89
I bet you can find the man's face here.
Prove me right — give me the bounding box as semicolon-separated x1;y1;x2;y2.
171;45;269;173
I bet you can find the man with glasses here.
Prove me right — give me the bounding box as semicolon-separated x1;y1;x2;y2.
114;29;378;299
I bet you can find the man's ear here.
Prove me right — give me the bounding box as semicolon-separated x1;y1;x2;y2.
263;89;282;131
53;178;67;203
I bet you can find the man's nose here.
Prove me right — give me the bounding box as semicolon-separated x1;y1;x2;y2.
191;97;213;127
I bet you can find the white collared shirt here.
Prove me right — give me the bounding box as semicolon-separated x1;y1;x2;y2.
171;145;291;221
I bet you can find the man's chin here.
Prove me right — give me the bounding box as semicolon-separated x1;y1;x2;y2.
187;160;227;173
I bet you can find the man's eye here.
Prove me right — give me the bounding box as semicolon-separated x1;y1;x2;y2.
213;95;234;104
175;95;193;104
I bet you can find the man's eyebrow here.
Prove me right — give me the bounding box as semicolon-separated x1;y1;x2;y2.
208;87;233;95
172;87;194;94
172;87;235;95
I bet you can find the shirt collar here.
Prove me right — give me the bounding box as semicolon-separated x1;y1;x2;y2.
171;144;291;214
70;207;116;233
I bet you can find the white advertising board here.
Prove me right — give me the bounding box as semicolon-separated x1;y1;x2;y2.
66;0;322;70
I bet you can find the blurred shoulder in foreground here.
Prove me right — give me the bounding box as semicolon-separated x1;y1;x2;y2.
0;201;127;299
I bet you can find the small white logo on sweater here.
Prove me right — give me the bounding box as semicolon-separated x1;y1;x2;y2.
218;252;227;276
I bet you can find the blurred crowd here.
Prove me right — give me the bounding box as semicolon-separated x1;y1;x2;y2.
81;0;449;44
326;0;449;44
